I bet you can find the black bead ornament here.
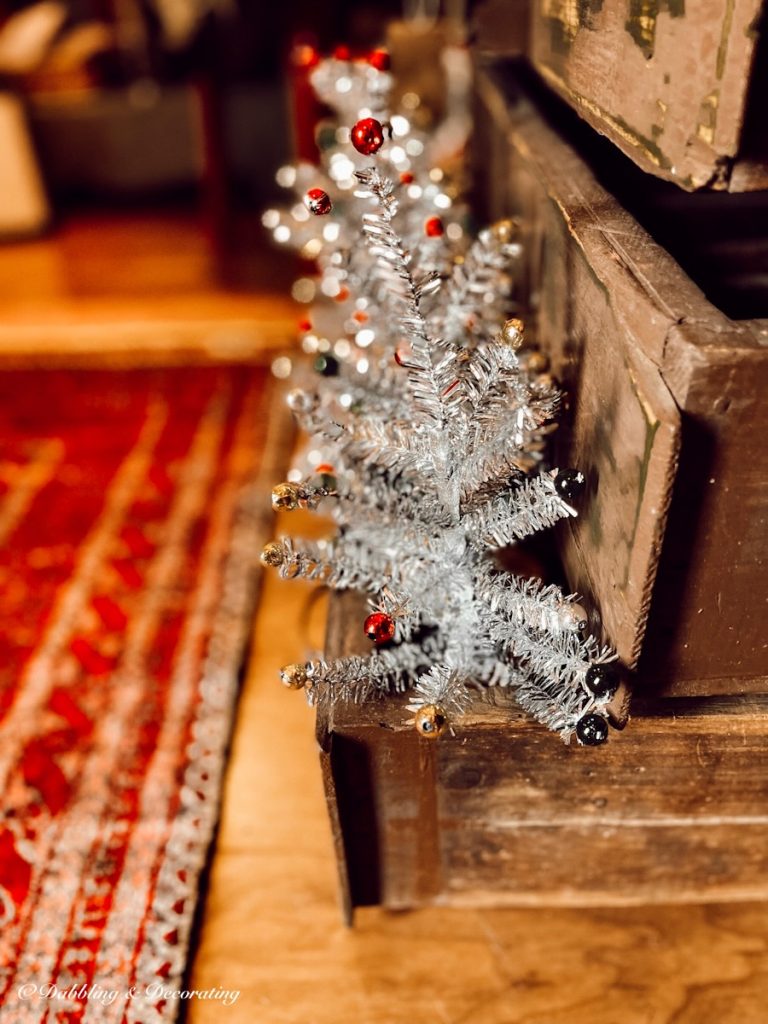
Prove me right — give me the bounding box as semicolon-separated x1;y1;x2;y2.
554;469;586;502
576;713;609;746
312;472;338;493
314;354;339;377
585;662;621;698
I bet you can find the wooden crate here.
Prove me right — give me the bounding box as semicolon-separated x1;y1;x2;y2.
473;62;768;698
320;593;768;919
524;0;767;191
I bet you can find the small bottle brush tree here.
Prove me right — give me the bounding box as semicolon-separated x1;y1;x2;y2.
262;61;630;746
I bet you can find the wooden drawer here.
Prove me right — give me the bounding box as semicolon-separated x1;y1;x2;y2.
520;0;767;191
473;63;768;697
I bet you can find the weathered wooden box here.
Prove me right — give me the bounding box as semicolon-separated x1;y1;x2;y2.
317;63;768;917
525;0;767;191
473;62;768;698
320;594;768;919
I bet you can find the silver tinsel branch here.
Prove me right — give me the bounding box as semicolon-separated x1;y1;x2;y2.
463;474;577;547
302;644;426;708
426;223;523;348
355;168;458;425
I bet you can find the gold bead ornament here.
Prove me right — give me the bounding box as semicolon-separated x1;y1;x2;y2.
271;482;303;511
260;541;284;567
279;663;308;689
414;705;447;739
491;218;520;244
525;351;549;373
501;318;525;349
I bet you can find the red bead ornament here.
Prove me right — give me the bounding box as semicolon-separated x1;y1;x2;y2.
394;344;413;367
333;44;352;60
334;286;350;303
298;318;312;333
352;309;368;323
400;171;414;184
425;216;444;238
364;612;395;645
305;188;332;215
368;49;391;71
292;44;319;69
351;117;385;156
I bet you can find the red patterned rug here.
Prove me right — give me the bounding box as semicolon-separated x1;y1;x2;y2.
0;365;286;1022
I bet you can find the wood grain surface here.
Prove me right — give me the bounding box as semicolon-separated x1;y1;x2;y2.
0;211;298;364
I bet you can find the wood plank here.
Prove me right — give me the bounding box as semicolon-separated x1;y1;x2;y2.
549;256;681;668
437;695;768;906
477;78;682;666
641;323;768;692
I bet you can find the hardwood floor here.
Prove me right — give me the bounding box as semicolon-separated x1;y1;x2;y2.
0;209;298;363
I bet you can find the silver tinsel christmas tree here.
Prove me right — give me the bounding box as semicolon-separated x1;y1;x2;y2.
261;54;629;746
